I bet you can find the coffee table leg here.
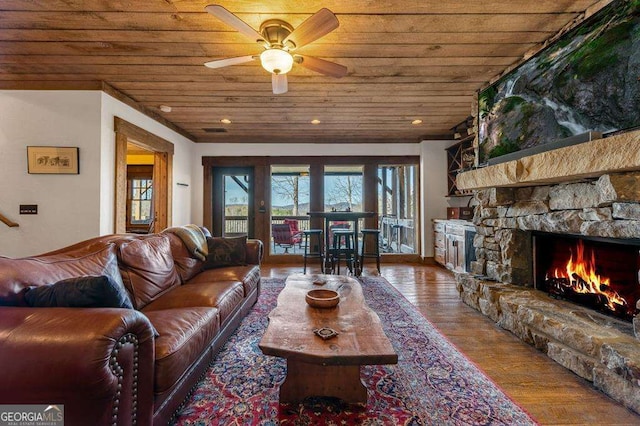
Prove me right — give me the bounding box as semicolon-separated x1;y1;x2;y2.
280;360;367;404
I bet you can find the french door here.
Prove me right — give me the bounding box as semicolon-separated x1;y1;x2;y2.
211;167;255;237
202;156;420;262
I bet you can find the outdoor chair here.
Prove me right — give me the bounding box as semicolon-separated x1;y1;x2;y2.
283;218;303;248
272;223;297;253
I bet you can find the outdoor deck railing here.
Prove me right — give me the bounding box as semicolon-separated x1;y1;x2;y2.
223;215;311;235
270;215;310;231
224;214;415;254
223;216;248;235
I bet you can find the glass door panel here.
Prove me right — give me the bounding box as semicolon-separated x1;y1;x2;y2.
323;165;363;212
212;167;254;237
324;165;364;251
378;164;419;254
270;165;310;255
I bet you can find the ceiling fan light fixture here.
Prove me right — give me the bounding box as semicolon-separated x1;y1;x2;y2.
260;48;293;74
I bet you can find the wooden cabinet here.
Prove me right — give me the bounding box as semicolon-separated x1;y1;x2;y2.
433;219;475;273
445;225;466;272
446;135;475;197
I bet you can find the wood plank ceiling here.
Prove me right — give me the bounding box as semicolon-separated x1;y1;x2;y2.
0;0;603;144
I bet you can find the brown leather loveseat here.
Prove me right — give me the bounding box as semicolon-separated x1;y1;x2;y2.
0;226;263;426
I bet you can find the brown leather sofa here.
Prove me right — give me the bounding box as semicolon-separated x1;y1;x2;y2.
0;230;263;426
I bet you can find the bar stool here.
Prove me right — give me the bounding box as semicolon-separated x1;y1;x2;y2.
331;229;356;275
302;229;324;274
360;229;381;274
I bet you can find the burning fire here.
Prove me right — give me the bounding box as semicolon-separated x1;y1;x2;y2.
548;240;627;311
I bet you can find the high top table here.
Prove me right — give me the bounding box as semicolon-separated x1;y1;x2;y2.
258;274;397;404
307;211;376;275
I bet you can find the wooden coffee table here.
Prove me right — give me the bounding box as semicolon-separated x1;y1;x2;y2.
259;273;398;404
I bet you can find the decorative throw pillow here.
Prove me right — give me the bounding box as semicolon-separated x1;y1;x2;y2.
204;236;247;269
24;275;134;309
0;243;126;307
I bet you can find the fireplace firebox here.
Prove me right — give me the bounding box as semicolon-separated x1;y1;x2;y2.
533;232;640;322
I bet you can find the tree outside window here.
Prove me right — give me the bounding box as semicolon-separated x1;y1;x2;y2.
324;165;363;211
271;166;310;216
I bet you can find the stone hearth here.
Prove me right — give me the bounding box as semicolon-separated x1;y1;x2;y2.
453;172;640;415
468;174;640;338
457;276;640;414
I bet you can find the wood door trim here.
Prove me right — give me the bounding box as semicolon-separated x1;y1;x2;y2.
115;117;174;154
114;117;174;233
202;156;418;167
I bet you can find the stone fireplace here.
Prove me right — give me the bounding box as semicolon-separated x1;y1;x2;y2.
533;232;640;323
453;132;640;414
466;176;640;334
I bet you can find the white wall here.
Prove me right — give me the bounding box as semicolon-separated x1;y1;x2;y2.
0;90;195;257
191;142;450;258
420;140;452;257
0;91;103;257
0;89;451;258
100;93;194;234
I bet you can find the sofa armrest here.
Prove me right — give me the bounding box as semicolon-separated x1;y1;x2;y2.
0;307;155;426
246;239;263;265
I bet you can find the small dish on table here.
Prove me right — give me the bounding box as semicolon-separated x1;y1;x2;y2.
312;277;326;285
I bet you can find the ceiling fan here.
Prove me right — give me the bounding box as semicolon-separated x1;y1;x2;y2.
204;5;347;94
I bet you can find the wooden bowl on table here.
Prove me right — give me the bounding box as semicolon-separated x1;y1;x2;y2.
305;289;340;309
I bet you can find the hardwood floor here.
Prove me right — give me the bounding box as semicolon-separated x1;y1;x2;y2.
261;262;640;425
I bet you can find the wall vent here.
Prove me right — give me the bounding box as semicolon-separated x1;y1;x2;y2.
203;128;228;133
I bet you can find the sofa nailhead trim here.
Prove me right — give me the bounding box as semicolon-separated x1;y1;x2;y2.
109;333;139;426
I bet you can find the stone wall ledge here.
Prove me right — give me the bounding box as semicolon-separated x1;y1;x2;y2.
456;273;640;414
458;129;640;190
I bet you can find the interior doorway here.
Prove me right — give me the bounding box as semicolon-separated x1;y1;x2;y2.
211;167;255;237
126;142;154;233
114;118;173;234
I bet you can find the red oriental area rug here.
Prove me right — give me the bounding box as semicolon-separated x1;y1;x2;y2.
173;277;537;425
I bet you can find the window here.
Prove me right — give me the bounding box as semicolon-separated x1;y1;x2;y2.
130;178;153;224
270;165;310;254
378;164;418;254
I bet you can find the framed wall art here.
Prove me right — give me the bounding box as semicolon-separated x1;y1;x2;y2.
27;146;80;174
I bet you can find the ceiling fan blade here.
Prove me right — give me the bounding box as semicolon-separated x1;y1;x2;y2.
295;55;347;78
204;55;256;69
283;8;338;49
205;5;265;43
272;73;288;94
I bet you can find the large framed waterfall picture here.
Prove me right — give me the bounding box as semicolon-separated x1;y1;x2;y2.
477;0;640;164
27;146;80;174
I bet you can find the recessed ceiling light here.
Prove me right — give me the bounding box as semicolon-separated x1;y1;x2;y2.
159;105;172;113
311;119;321;125
411;119;423;125
220;118;232;124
